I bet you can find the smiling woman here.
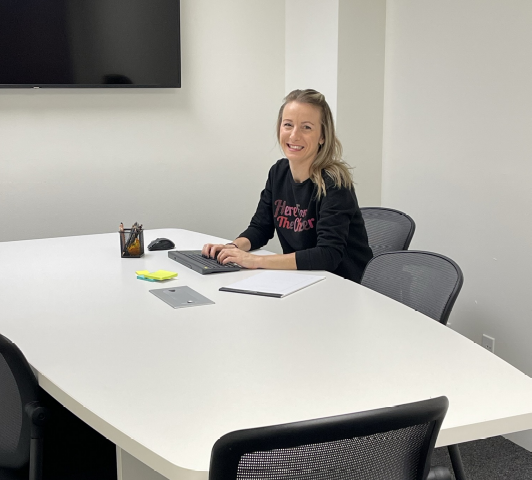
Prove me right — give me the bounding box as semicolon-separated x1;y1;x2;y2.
278;101;324;182
202;89;373;283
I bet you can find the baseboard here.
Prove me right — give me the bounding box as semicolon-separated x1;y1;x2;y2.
504;430;532;452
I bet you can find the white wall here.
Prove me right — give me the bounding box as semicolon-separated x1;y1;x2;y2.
285;0;385;206
285;0;339;118
383;0;532;448
0;0;384;244
0;1;285;242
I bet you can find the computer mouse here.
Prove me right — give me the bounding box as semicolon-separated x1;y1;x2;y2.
148;238;175;251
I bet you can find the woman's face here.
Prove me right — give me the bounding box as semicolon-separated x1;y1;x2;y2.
279;101;324;169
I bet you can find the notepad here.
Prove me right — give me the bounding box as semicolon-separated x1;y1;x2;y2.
136;270;178;281
219;271;325;298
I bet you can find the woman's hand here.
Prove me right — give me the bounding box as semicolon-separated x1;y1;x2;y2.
201;239;296;270
216;248;263;269
202;237;252;260
201;243;235;259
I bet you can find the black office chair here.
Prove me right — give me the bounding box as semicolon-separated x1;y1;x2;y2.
361;250;463;325
0;334;49;480
361;207;416;256
210;396;451;480
361;250;466;479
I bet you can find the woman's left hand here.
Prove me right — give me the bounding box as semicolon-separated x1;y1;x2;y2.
217;248;263;269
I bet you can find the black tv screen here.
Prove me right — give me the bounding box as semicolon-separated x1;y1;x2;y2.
0;0;181;88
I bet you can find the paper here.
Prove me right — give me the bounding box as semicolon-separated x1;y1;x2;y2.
219;271;325;298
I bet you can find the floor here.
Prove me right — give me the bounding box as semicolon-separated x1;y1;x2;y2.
432;436;532;479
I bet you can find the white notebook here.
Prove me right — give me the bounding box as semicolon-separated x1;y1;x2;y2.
219;271;325;298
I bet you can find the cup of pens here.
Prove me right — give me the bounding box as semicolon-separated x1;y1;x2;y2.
119;222;144;258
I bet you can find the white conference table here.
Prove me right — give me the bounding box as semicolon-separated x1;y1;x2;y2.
2;228;532;480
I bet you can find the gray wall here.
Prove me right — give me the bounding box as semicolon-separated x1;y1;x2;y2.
337;0;385;206
382;0;532;448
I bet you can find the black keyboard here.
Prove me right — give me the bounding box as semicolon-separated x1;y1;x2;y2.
182;252;240;269
168;250;243;275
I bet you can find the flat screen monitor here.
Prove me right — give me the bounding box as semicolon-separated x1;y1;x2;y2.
0;0;181;88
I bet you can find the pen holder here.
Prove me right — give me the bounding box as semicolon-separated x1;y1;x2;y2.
120;228;144;258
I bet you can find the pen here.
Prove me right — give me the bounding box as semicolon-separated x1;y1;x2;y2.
123;223;137;257
119;223;126;256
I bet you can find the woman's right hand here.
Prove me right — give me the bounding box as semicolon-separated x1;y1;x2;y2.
201;243;237;259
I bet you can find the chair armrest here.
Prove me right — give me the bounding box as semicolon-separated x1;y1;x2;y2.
25;401;50;439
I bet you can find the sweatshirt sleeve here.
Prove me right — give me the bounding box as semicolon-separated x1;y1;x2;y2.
238;170;276;251
295;185;356;271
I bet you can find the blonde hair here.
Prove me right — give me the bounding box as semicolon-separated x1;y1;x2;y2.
276;89;353;198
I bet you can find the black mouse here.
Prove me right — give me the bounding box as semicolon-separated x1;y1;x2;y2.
148;238;175;251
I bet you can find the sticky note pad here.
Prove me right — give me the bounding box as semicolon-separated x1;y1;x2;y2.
137;275;158;282
136;270;150;275
143;270;178;281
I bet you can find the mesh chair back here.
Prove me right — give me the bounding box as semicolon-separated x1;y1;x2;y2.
361;251;463;325
0;334;39;470
210;396;448;480
361;207;416;256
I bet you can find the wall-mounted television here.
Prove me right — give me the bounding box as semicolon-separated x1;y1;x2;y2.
0;0;181;88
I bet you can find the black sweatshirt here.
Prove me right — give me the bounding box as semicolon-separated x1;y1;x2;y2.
239;159;373;283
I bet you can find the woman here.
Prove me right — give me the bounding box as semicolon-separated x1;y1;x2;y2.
202;89;372;283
